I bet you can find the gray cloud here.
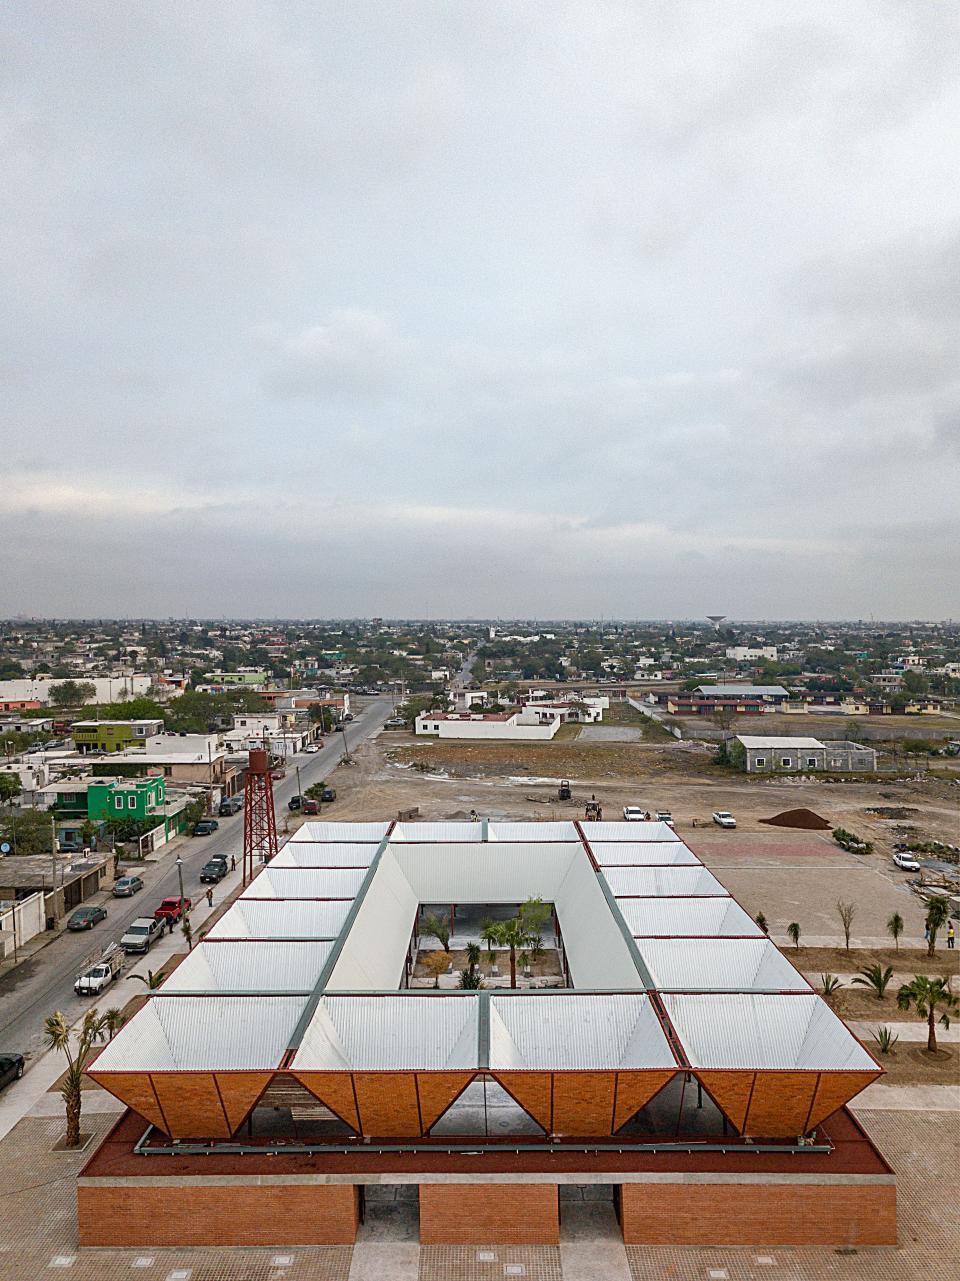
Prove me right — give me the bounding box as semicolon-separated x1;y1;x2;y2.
0;1;958;617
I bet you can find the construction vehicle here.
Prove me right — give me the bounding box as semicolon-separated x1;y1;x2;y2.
584;799;602;821
557;780;572;801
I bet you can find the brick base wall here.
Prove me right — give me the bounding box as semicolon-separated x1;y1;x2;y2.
619;1182;897;1246
77;1182;360;1247
419;1182;560;1244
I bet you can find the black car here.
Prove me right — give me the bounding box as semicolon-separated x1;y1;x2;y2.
288;795;303;811
193;819;220;836
200;858;229;883
0;1054;25;1090
67;905;108;931
321;787;337;802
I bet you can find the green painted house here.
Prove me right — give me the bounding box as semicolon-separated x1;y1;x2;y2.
87;776;165;821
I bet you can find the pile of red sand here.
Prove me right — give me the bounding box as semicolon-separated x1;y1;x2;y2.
759;807;832;830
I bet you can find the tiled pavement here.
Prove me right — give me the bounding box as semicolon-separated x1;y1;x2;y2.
0;1109;956;1281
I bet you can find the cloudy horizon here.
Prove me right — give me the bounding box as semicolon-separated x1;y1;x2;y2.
2;2;958;620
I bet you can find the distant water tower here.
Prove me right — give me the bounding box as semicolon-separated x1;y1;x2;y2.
707;615;727;631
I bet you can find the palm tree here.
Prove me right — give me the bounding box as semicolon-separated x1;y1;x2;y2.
887;912;904;952
43;1008;108;1148
131;969;165;990
925;897;950;957
755;912;769;935
494;919;527;988
851;963;894;1000
466;942;481;978
458;969;484;990
102;1008;126;1040
897;976;959;1052
421;913;451;953
820;974;843;1005
787;922;801;950
480;919;499;964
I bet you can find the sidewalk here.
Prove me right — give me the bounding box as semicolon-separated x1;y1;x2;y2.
0;858;245;1142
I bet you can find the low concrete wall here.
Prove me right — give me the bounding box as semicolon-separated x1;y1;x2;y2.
0;891;46;956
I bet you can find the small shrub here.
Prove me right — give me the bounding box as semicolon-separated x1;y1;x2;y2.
872;1026;899;1055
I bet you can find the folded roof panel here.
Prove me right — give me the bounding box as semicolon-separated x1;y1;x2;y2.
618;897;761;938
603;866;726;897
90;996;306;1071
391;822;484;842
489;994;676;1071
293;995;478;1071
593;842;701;866
663;993;877;1071
639;938;811;992
240;867;366;900
585;821;679;842
207;899;351;940
290;822;390;843
488;821;580;841
395;841;579;905
272;843;378;868
159;941;331;994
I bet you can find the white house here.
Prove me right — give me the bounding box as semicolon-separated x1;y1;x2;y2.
725;646;778;663
415;710;562;740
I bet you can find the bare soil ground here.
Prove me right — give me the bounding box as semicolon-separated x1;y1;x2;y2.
796;947;959;977
858;1043;958;1084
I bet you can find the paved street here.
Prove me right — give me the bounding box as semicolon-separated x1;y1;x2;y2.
0;696;393;1064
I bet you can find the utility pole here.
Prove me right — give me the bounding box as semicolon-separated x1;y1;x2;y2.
50;814;59;921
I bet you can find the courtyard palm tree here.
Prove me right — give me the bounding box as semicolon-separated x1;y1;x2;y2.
896;976;959;1053
925;897;950;957
494;918;527;989
466;942;481;978
851;964;894;1000
43;1008;108;1148
480;919;499;963
886;912;904;952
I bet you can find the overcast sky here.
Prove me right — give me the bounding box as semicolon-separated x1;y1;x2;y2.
2;2;958;620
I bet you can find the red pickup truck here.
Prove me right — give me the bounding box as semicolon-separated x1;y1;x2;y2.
154;896;191;924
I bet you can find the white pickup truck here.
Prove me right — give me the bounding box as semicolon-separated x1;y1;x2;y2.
74;947;123;996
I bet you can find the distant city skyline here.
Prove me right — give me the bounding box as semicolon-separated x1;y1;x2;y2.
1;3;958;619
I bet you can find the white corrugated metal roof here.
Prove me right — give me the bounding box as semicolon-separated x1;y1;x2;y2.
290;822;389;843
617;897;761;938
273;843;378;868
737;736;824;749
240;868;366;900
394;842;579;904
592;842;701;866
488;822;580;841
554;847;646;989
638;939;811;991
602;866;726;897
293;995;477;1070
160;941;331;993
391;822;484;842
91;996;306;1071
489;994;675;1070
324;849;419;992
207;899;351;940
662;994;877;1070
584;821;679;842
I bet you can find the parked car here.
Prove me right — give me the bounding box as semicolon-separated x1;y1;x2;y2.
154;896;191;924
302;799;320;815
333;724;345;732
112;875;144;898
193;819;219;836
320;787;337;803
384;717;405;728
288;795;303;811
270;769;285;781
121;916;164;954
0;1053;25;1091
656;811;675;828
218;796;243;816
67;905;108;932
74;948;123;995
303;744;320;753
712;811;737;829
200;858;228;883
623;806;646;822
893;851;921;872
343;713;354;721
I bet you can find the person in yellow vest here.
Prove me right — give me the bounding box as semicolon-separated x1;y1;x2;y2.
948;921;956;950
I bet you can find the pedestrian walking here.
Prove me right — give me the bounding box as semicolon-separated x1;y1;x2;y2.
230;854;236;872
205;888;214;909
167;916;175;936
948;922;956;950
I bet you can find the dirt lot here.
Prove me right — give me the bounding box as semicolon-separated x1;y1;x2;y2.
857;1043;958;1085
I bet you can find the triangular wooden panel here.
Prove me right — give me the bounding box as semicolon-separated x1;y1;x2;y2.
551;1072;616;1136
493;1072;553;1132
290;1071;360;1130
613;1070;676;1132
742;1071;818;1138
151;1071;231;1139
353;1071;421;1136
695;1071;755;1132
214;1071;274;1133
806;1071;879;1131
416;1072;475;1133
88;1072;167;1132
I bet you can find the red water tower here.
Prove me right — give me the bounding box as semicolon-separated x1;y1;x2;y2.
242;748;278;884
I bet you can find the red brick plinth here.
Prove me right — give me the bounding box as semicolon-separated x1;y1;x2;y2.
77;1181;360;1247
419;1182;560;1244
619;1181;897;1246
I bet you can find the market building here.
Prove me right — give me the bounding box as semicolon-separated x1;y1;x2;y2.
80;820;894;1249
